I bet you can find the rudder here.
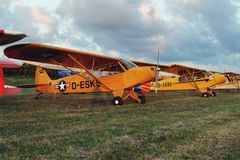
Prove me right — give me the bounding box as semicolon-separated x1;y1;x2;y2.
35;66;51;93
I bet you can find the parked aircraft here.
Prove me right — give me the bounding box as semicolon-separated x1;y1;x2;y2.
150;64;227;97
212;72;240;90
4;43;156;105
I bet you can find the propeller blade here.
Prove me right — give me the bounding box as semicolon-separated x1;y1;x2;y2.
155;48;160;93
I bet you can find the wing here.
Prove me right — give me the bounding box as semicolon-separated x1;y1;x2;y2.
160;64;206;76
23;60;83;72
132;60;170;70
0;30;27;46
4;43;121;70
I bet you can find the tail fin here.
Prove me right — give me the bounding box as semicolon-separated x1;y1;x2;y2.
35;66;51;93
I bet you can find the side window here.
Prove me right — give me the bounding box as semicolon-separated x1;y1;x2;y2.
179;76;186;82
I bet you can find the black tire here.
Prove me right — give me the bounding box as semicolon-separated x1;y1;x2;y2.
112;97;123;105
211;92;216;97
35;93;42;100
202;92;209;98
138;95;146;104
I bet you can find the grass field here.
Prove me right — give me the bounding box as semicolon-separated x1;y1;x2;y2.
1;89;240;159
4;76;34;86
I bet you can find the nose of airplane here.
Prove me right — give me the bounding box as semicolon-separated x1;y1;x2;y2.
214;73;227;85
132;66;156;83
149;66;156;79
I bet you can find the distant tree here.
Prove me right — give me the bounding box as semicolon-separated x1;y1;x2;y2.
3;64;58;79
3;64;35;77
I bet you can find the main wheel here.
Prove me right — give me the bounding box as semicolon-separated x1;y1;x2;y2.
138;95;146;104
112;97;123;105
35;93;42;100
202;92;209;98
211;91;216;97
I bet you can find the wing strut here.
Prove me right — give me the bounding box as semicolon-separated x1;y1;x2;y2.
185;69;200;90
67;54;112;92
50;59;111;92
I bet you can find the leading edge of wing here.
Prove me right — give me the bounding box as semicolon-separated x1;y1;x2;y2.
132;60;170;69
4;43;119;65
4;43;170;70
23;60;83;72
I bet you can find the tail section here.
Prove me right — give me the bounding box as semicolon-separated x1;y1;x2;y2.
35;66;51;93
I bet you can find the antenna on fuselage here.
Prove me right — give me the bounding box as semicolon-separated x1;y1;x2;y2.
155;48;160;93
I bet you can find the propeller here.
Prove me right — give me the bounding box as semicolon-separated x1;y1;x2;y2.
155;48;160;93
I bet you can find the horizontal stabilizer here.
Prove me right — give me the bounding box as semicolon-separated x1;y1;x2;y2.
17;84;50;88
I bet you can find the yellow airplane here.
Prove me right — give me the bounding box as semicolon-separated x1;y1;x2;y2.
150;64;227;97
4;43;157;105
212;72;240;90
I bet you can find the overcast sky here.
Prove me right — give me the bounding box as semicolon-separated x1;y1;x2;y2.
1;0;240;72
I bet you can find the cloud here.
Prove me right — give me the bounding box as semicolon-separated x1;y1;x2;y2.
1;0;240;72
55;0;240;72
0;1;58;43
56;0;169;60
158;0;240;71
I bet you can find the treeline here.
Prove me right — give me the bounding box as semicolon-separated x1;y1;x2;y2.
3;64;58;79
3;64;35;77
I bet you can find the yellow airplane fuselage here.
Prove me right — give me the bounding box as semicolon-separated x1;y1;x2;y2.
212;81;240;90
35;66;155;97
151;73;226;93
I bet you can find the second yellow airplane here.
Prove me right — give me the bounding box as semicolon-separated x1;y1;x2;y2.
150;64;226;97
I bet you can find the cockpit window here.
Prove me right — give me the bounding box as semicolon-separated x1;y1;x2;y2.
120;59;138;69
204;71;213;76
178;70;214;82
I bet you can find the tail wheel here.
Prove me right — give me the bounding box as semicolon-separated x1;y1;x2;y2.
202;92;209;98
138;95;146;104
112;97;123;105
211;92;216;97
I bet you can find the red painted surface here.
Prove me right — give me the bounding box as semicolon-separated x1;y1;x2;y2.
0;60;21;68
0;59;21;96
4;87;21;95
0;29;4;35
0;67;4;96
140;83;151;94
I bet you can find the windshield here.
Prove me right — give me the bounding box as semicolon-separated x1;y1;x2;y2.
120;59;138;69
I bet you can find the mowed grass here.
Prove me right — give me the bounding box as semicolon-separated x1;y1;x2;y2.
1;90;240;159
4;76;34;86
